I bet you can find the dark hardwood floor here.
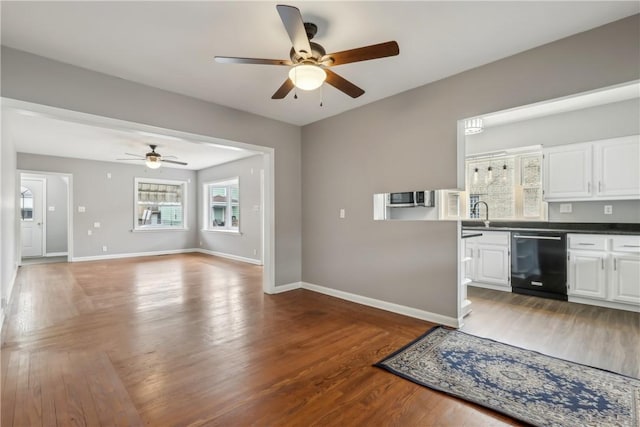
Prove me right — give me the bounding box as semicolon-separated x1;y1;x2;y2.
1;254;637;426
462;286;640;378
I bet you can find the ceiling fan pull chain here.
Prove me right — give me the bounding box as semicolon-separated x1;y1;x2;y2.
294;66;298;99
320;84;323;107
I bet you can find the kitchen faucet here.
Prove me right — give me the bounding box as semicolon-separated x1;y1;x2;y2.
472;201;490;227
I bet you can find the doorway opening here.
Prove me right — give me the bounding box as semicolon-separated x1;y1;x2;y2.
19;172;72;265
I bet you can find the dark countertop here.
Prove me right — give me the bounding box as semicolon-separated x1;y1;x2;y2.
461;221;640;235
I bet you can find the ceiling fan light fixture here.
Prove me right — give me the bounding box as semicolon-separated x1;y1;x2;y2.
288;64;326;91
145;155;162;169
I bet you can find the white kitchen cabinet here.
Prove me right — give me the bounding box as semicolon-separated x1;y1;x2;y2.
543;135;640;201
567;234;640;311
593;136;640;199
464;231;510;290
567;250;607;299
543;142;592;200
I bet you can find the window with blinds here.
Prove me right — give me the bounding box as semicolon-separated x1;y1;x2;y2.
134;178;187;230
204;178;240;231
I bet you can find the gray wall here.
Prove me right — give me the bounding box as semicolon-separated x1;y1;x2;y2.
1;121;18;321
1;46;301;287
45;174;68;254
467;98;640;223
197;155;263;262
18;153;198;258
302;15;640;319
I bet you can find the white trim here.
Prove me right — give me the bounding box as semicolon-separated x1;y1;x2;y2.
0;266;19;331
268;281;302;294
568;296;640;313
468;282;512;292
45;252;68;257
201;229;242;235
195;248;262;265
134;177;188;231
301;282;461;328
202;176;240;232
71;248;195;262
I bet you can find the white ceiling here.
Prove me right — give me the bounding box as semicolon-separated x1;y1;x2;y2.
3;106;261;170
2;1;638;126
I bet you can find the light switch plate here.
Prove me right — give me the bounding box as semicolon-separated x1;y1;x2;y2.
78;206;86;213
94;222;101;228
48;206;55;212
339;208;346;219
559;203;572;213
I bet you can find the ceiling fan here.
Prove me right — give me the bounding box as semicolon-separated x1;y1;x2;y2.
118;145;188;169
214;4;399;99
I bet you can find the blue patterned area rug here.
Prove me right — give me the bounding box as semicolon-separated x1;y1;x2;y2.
375;326;640;427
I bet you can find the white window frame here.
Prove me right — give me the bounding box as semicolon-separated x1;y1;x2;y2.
203;177;241;234
133;177;188;231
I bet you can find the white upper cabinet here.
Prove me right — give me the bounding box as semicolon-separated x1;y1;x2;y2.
543;135;640;201
543;142;592;200
593;135;640;199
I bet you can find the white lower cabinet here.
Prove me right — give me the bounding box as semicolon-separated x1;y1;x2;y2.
567;250;606;299
464;231;510;290
567;234;640;311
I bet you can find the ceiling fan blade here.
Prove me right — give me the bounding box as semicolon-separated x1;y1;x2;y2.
321;41;399;66
161;159;188;166
124;153;145;158
276;5;312;58
214;56;292;66
117;158;144;161
272;78;295;99
324;69;365;98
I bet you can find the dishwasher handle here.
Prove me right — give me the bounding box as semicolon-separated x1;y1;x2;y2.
513;235;562;241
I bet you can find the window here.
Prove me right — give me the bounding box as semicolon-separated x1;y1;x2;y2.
20;186;33;220
463;152;545;220
134;178;187;230
204;178;239;231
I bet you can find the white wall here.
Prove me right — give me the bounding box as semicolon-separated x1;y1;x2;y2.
1;118;18;324
1;46;301;287
18;153;198;258
197;155;263;263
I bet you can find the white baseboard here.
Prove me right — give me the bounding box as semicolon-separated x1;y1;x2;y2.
46;252;68;257
301;282;460;328
1;266;19;331
71;248;195;262
196;248;262;265
268;281;302;294
569;296;640;313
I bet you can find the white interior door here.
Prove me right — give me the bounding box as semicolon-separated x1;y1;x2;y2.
21;178;44;257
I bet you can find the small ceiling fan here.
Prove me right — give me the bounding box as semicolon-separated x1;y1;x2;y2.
118;145;188;169
214;4;399;99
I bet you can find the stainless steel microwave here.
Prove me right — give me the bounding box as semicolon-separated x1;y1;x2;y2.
387;191;435;207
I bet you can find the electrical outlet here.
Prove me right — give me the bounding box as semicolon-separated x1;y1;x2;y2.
339;208;346;219
87;230;92;236
604;205;613;215
102;246;108;252
106;172;112;179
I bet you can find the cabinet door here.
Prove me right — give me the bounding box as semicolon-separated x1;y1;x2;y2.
464;242;477;281
476;244;509;286
610;254;640;305
543;143;592;200
594;135;640;199
568;250;606;299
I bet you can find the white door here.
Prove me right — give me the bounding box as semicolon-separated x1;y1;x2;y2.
567;250;606;299
21;179;44;257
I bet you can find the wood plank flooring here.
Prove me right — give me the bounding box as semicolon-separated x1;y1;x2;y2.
1;253;637;426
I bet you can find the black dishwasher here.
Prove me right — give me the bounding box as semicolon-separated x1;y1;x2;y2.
511;231;567;301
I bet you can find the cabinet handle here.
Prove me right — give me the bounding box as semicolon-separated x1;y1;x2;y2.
601;258;604;269
622;245;640;248
614;258;617;270
588;182;591;193
578;243;595;246
598;181;602;192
